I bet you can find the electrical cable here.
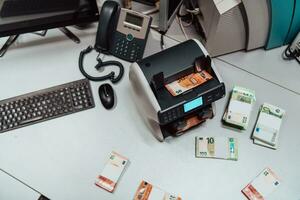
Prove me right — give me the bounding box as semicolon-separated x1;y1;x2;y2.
282;44;300;64
186;8;200;15
177;16;188;40
78;46;124;84
283;45;294;60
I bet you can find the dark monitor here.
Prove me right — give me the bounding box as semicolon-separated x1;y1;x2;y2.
0;0;99;37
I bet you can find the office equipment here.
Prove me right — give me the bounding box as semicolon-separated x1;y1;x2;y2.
265;0;294;49
0;79;94;134
99;84;115;109
284;31;300;63
78;1;124;84
0;0;99;57
95;1;152;62
79;0;151;84
242;0;270;50
129;39;225;141
285;0;300;44
0;0;80;18
195;0;247;56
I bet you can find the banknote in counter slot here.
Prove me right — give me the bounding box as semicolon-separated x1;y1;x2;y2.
165;71;213;97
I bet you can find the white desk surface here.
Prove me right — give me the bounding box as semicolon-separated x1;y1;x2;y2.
0;170;39;200
0;25;300;200
218;48;300;95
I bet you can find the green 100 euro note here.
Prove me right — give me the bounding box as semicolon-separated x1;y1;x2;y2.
195;136;238;161
252;103;285;149
223;86;256;130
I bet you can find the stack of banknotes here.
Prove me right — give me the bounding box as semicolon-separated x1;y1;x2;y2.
223;86;256;130
95;151;129;193
133;180;182;200
242;168;281;200
252;103;285;149
195;136;238;161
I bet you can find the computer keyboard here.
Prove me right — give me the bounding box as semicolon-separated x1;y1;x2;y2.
0;0;80;18
0;79;95;134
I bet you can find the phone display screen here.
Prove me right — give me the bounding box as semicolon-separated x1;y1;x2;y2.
125;13;143;27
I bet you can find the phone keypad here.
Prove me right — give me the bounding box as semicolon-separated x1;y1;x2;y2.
113;38;142;62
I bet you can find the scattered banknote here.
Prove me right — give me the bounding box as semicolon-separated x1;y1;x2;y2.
165;70;213;96
95;151;129;193
195;136;238;161
133;180;182;200
242;168;281;200
252;103;285;149
223;86;256;130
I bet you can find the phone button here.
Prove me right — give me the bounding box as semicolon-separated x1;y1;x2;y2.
126;34;134;41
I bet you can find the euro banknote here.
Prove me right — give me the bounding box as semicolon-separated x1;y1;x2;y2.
223;86;256;130
252;103;285;148
195;136;238;161
133;180;182;200
95;151;129;193
242;168;281;200
165;70;213;96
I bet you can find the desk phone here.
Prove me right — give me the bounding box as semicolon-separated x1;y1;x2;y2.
95;1;152;62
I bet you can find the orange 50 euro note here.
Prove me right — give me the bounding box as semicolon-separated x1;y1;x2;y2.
165;70;213;96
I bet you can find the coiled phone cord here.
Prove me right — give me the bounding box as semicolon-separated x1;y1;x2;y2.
79;46;124;83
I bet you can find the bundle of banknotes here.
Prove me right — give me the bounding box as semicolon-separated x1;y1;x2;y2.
95;151;129;193
195;136;238;161
223;86;256;130
165;70;213;96
133;180;182;200
252;103;285;149
242;168;281;200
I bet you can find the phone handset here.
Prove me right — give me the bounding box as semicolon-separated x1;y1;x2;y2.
94;1;120;53
79;0;124;84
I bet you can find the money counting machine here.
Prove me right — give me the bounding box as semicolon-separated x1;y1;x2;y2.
129;39;225;141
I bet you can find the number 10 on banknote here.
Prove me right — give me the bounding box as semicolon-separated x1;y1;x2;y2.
195;136;238;161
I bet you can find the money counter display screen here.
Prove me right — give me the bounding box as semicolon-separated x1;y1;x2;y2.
184;97;203;112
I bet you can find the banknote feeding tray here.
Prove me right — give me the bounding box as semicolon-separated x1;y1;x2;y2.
129;39;226;141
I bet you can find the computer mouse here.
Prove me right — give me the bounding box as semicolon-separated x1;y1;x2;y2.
98;83;115;109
